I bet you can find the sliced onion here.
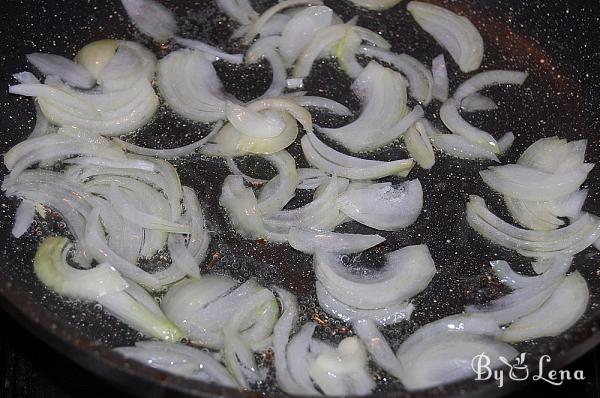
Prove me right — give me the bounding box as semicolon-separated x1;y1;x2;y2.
279;6;333;66
348;0;402;10
226;101;286;138
256;150;298;215
220;175;267;238
497;132;515;155
10;77;159;135
292;24;349;78
480;163;594;201
308;336;375;396
290;95;351;116
431;53;448;102
501;271;589;342
121;0;177;42
429;133;499;162
353;318;403;378
175;37;244;64
404;124;435;169
338;180;423;231
453;70;529;103
490;255;572;290
319;61;412;152
247;97;313;134
26;53;95;89
317;281;414;326
288;227;385;254
460;93;498;112
245;36;287;99
359;45;433;104
211;112;298;155
440;98;499;153
12;199;36;238
216;0;258;25
286;323;321;395
97;41;157;92
407;1;484;72
296;168;328;190
398;332;517;390
243;0;324;44
467;195;600;258
75;39;118;78
157;49;228;123
301;133;414;180
315;244;435;309
114;341;238;387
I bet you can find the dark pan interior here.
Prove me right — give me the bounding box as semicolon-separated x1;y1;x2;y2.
1;0;600;397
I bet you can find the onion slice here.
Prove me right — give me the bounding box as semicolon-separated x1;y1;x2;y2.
26;53;95;89
288;227;385;254
314;244;434;309
338;180;423;231
407;1;484;72
121;0;177;42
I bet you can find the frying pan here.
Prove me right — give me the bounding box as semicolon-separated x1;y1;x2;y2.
1;0;600;396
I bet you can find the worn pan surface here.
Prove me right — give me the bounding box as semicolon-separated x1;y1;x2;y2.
1;0;600;396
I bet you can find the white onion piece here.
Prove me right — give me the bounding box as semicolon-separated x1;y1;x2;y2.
404;125;435;169
431;54;448;102
12;200;35;238
26;53;95;89
256;13;291;37
466;278;562;325
353;318;403;378
286;323;320;395
504;196;563;231
272;288;306;395
517;136;586;173
288;227;385;254
75;39;119;78
97;41;157;92
212;112;298;155
113;121;223;159
501;272;588;342
263;176;345;241
497;132;514;155
242;0;324;44
220;175;267;239
256;151;298;215
297;168;328;190
290;96;351;116
279;6;333;65
114;341;238;387
10;77;159;135
348;0;402;10
246;36;287;99
13;74;57;139
157;49;228;123
4;130;126;177
175;37;243;64
453;70;529;103
226;102;286;138
490;255;572;290
98;278;184;341
407;1;484;72
359;45;433;105
85;208;168;290
315;244;435;309
398;332;517;390
338;180;423;231
34;237;128;300
309;336;375;396
480;163;594;201
317;281;414;326
292;24;349;78
216;0;258;25
460;93;498;112
319;62;413;152
440;98;499;153
429;133;499;162
121;0;177;42
13;71;40;84
467;195;600;258
301;133;414;180
247;97;313;134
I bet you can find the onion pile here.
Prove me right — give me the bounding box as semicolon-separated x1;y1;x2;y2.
2;0;598;395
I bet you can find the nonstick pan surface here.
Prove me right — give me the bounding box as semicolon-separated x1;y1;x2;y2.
1;0;600;397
